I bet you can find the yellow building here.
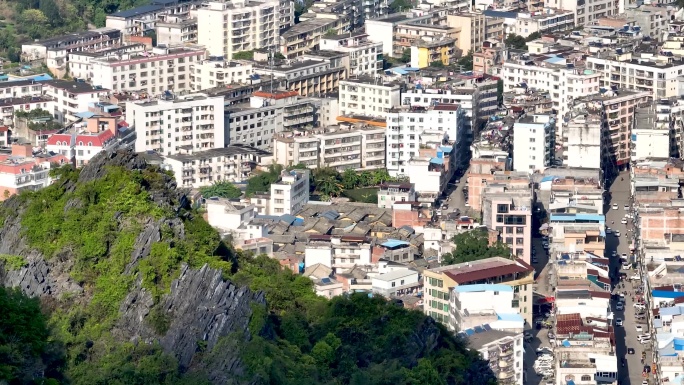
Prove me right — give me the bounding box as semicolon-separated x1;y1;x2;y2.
423;257;535;326
410;38;457;68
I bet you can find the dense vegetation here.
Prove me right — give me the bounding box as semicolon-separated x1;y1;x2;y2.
0;160;494;384
199;181;243;199
441;228;511;265
0;287;65;384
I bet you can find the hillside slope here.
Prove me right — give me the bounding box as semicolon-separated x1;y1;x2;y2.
0;150;495;385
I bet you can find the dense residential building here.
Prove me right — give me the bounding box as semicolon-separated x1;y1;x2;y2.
0;144;69;199
423;257;535;326
225;90;320;150
46;116;118;166
385;104;465;177
445;12;485;54
466;329;523;385
105;0;198;36
280;18;347;59
481;181;533;263
165;145;272;188
269;169;309;215
546;0;620;26
127;93;225;156
190;58;254;91
563;104;603;170
68;44;146;81
512;114;555;173
155;16;198;46
513;9;574;37
21;28;122;77
377;182;416;209
319;32;383;77
410;38;457;68
338;78;403;118
42;80;110;124
587;53;684;98
196;0;279;59
253;59;346;97
90;45;206;96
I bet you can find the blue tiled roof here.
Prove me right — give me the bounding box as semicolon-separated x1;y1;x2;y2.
430;157;444;165
454;284;512;293
381;239;409;248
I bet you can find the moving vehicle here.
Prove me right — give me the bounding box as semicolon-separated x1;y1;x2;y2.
615;231;621;237
636;325;644;333
621;218;627;224
612;203;619;210
624;204;629;210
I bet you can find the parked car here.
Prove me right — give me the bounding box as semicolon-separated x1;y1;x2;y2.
614;231;621;237
616;303;624;311
615;318;623;326
627;348;635;354
532;258;539;264
624;204;629;210
606;228;613;234
636;325;644;333
612;203;619;210
621;218;628;224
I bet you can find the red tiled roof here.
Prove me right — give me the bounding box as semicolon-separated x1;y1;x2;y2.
253;90;298;99
433;104;460;111
0;126;8;132
444;259;533;284
556;313;582;334
587;269;599;276
589;291;611;299
75;129;114;147
46;134;72;146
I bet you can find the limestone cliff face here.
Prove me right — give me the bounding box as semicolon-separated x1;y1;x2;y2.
0;150;264;384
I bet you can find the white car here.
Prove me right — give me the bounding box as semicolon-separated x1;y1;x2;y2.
636;325;644;333
624;204;629;210
621;218;628;224
615;231;621;237
612;203;619;210
621;253;628;259
606;228;613;234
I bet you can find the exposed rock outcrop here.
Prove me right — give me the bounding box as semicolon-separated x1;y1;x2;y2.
0;149;263;384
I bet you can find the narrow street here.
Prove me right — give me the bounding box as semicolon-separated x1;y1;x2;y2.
606;171;650;385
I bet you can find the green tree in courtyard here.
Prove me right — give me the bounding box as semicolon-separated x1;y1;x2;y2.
441;228;511;265
199;181;242;199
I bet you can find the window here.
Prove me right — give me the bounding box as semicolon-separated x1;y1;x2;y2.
581;375;591;381
391;282;396;287
516;227;524;234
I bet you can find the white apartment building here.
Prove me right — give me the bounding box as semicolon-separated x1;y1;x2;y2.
225;90;320;150
587;53;684;98
273;133;320;168
305;236;373;269
386;105;464;176
42;80;110;124
190;57;254;91
68;43;146;81
339;78;402;118
371;269;420;297
632;125;670;162
512;114;555;173
270;169;309;215
277;0;294;32
564;110;602;170
165;145;273;188
319;32;383;77
156;17;198;46
91;46;206;96
503;54;601;132
197;0;278;59
127;93;225;156
546;0;619;26
468;331;523;385
513;9;574;37
318;125;385;171
105;1;197;36
0;79;44;99
401;85;493;134
450;284;525;332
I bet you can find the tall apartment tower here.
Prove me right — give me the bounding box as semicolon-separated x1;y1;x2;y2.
197;0;279;59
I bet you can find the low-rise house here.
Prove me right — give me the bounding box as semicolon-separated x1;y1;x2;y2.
371;268;420;297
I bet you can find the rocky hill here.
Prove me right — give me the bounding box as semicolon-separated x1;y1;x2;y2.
0;150;495;385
